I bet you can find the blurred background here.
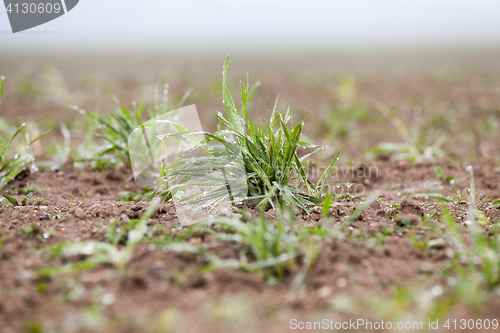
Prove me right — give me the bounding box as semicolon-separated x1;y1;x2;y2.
2;0;500;76
3;0;500;51
2;0;500;163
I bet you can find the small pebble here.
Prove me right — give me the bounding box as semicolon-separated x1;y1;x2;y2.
131;205;142;212
317;286;333;298
337;278;347;288
188;237;202;245
74;207;85;218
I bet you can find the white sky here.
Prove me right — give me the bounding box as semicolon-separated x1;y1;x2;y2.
1;0;500;52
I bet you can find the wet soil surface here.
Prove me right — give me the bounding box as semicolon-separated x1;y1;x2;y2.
2;70;500;332
1;156;499;332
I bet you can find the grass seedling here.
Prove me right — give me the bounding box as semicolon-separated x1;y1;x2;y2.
43;118;105;170
158;210;300;284
409;235;431;251
104;214;147;245
216;210;299;280
325;75;368;139
434;166;444;180
435;167;500;303
489;199;500;209
76;98;145;168
119;190;152;202
38;201;158;275
1;192;47;206
4;184;45;195
0;128;26;190
403;192;455;203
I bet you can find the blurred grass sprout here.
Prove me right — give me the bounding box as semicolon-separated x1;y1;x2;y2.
368;99;444;163
76;81;192;169
1;192;47;206
437;169;500;305
38;201;158;275
325;75;368;139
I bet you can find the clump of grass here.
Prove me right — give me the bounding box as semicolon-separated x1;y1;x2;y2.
75;82;192;169
38;201;158;275
154;57;342;210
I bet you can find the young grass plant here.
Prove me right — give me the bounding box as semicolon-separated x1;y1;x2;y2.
157;208;301;283
0;122;49;190
75;97;145;169
76;82;192;169
325;74;368;139
1;192;47;206
153;57;342;211
438;167;500;303
44;121;98;169
159;196;379;287
214;210;299;279
38;201;158;276
0;124;27;190
1;78;49;190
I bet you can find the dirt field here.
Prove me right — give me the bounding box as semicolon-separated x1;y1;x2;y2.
1;53;500;332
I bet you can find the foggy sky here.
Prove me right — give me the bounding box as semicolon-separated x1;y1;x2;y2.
1;0;500;52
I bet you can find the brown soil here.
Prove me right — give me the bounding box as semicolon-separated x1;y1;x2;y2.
2;65;500;332
1;156;499;332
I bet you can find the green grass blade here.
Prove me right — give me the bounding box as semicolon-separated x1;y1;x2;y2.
222;56;245;134
0;76;4;102
317;148;343;197
34;196;48;206
21;192;33;206
2;193;18;206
